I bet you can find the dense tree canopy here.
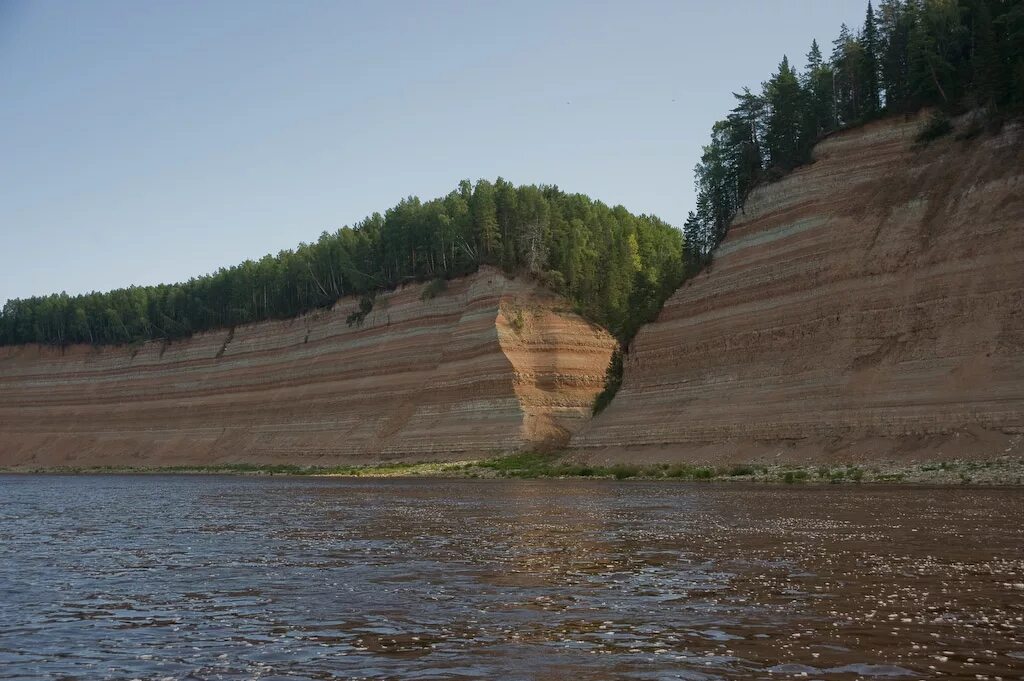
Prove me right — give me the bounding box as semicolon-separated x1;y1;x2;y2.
684;0;1024;263
0;180;684;347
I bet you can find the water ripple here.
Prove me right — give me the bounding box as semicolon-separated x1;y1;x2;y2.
0;476;1022;679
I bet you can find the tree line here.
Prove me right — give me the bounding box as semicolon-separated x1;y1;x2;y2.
684;0;1024;262
0;180;684;347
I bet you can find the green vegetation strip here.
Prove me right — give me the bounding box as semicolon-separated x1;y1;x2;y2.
1;181;683;349
6;453;1024;485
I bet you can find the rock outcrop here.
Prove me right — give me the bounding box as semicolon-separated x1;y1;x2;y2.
0;268;615;468
574;115;1024;463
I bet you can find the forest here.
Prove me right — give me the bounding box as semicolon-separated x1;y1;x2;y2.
684;0;1024;261
0;180;683;348
3;0;1021;356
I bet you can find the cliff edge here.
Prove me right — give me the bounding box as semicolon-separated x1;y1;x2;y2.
573;115;1024;463
0;268;614;468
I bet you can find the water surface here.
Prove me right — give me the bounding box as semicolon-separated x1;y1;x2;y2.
1;475;1022;680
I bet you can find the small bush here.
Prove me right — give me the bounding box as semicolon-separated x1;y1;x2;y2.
509;309;525;333
610;464;640;480
764;165;788;182
728;465;755;477
783;470;809;484
955;117;985;141
915;113;953;144
479;451;555;476
592;348;624;415
664;464;694;479
420;278;448;301
346;295;375;327
554;464;595;477
693;467;714;480
537;269;567;292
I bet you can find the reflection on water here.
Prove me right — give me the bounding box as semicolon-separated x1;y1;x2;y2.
0;475;1022;680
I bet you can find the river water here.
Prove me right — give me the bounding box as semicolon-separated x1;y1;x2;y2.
0;476;1022;680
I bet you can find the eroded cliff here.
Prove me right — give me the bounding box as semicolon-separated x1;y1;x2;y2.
574;115;1024;463
0;268;614;468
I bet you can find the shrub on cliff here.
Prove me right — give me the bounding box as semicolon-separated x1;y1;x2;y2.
419;278;448;301
592;349;624;415
914;112;953;144
345;295;375;328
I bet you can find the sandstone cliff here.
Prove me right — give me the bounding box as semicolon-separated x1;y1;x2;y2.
574;115;1024;463
0;268;614;468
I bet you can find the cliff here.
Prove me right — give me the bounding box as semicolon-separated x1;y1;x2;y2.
0;268;615;468
574;115;1024;463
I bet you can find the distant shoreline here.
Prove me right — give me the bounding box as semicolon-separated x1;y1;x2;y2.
3;454;1023;486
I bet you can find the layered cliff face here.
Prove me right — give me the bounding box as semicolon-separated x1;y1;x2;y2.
0;268;615;468
575;115;1024;463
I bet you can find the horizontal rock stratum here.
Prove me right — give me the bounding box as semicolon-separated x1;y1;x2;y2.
574;115;1024;463
0;268;615;468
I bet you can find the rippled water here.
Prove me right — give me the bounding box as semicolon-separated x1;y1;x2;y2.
1;476;1023;680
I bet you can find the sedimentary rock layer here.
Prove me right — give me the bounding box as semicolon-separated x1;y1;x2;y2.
575;115;1024;463
0;268;614;468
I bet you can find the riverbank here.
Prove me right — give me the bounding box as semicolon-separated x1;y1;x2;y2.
4;452;1024;485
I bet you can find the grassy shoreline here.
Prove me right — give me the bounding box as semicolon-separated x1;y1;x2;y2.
3;452;1024;486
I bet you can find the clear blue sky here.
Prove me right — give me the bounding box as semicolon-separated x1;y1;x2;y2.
0;0;867;303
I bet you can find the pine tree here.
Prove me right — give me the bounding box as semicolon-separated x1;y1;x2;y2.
876;0;914;111
861;0;882;116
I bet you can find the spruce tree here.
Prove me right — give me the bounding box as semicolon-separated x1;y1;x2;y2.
970;0;999;109
802;39;836;139
726;87;766;200
832;23;863;124
861;0;882;116
764;56;803;170
876;0;913;111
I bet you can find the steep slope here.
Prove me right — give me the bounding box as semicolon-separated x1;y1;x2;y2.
574;115;1024;463
0;268;614;468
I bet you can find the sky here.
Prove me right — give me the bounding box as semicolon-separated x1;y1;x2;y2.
0;0;868;304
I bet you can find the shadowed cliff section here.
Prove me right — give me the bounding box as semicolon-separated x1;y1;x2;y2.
573;115;1024;464
0;268;614;469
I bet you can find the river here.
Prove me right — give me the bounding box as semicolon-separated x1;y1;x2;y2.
1;475;1022;680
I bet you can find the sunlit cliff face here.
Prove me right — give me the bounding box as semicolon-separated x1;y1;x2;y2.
0;268;615;469
575;114;1024;464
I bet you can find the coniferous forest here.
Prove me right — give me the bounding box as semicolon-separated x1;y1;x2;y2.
2;0;1022;350
684;0;1024;262
0;181;683;347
